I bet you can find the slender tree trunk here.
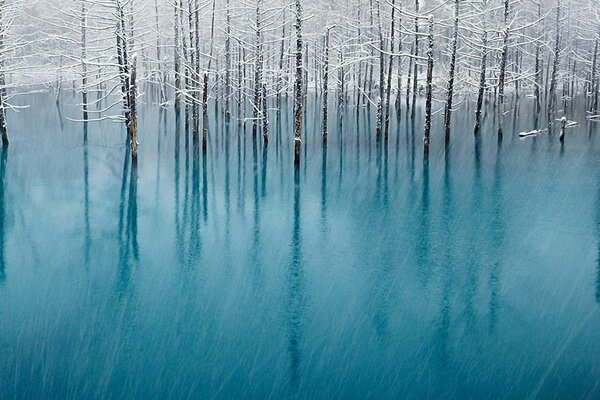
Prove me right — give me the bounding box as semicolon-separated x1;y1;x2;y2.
322;28;331;145
225;0;231;121
181;0;190;131
294;0;303;166
395;4;403;114
375;0;385;141
174;0;181;115
190;0;199;143
497;0;510;139
383;0;396;141
81;0;88;121
355;4;362;115
590;35;599;113
262;83;269;144
116;1;131;134
473;0;487;136
406;44;413;110
412;0;420;117
534;2;541;114
253;0;262;141
277;8;286;117
202;0;216;152
129;54;139;161
548;0;561;120
443;0;459;142
423;15;434;153
0;0;7;147
367;0;374;108
154;0;166;104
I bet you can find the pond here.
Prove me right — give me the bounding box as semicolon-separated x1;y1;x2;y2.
0;92;599;399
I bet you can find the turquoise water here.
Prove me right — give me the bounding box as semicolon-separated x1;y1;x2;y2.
1;92;600;399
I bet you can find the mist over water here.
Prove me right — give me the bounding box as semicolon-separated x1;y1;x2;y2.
0;92;599;398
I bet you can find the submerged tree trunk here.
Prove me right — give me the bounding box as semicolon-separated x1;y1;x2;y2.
173;0;181;116
277;8;286;118
534;1;541;114
412;0;420;117
322;27;332;145
423;16;434;153
473;1;488;136
253;0;262;141
225;0;231;121
129;54;139;161
395;4;403;114
383;0;396;141
115;0;137;162
293;0;303;166
190;0;199;143
548;0;561;120
202;0;216;152
497;0;510;139
154;0;166;104
375;0;384;141
591;35;599;113
443;0;459;143
81;0;88;121
262;83;269;144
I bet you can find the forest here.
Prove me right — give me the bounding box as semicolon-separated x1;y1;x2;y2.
0;0;597;158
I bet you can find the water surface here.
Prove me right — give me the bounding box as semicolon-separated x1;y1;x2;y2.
1;92;600;399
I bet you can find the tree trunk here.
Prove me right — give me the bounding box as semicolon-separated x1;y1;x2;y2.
423;15;433;153
497;0;510;139
383;0;396;141
225;0;231;121
322;28;331;145
253;0;262;141
473;30;487;134
412;0;420;117
174;0;181;115
548;0;561;120
81;0;88;121
294;0;303;166
129;54;139;161
443;0;459;143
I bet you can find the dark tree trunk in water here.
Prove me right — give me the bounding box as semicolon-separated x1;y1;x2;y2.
375;0;384;141
203;0;216;152
202;74;208;152
191;0;199;144
253;0;262;141
412;0;420;118
225;0;231;121
277;9;286;117
395;6;403;114
443;0;459;143
82;1;88;121
534;1;541;114
115;0;137;162
262;83;269;144
548;0;561;121
559;116;566;142
423;16;434;153
129;55;139;161
293;0;303;166
322;27;332;145
473;10;487;136
497;0;510;139
384;0;396;142
173;0;181;116
590;32;599;113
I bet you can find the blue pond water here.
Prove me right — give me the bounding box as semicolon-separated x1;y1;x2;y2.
0;92;599;399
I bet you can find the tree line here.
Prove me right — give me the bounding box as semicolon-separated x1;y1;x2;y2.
0;0;598;162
